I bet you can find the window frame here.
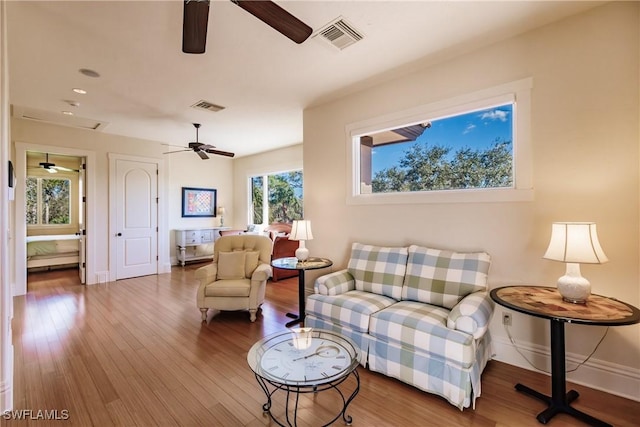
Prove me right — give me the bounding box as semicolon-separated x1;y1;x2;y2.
346;78;533;205
248;168;304;227
26;176;72;227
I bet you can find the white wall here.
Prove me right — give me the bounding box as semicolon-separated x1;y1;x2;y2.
303;2;639;399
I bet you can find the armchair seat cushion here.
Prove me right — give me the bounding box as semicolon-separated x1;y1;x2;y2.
204;279;251;298
306;290;396;333
369;301;476;368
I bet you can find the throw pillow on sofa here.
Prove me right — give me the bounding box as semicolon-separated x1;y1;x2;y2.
348;243;408;300
402;245;491;309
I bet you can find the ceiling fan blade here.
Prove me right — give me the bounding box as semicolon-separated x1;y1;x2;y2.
183;0;210;54
205;148;235;158
163;148;191;154
196;150;209;160
53;166;79;173
231;1;312;44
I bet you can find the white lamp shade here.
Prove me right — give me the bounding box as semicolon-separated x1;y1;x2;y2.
289;220;313;241
217;207;225;215
543;222;608;264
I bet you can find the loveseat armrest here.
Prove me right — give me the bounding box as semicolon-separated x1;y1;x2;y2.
447;291;494;339
314;269;355;296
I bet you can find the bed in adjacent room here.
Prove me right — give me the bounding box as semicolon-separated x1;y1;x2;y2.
26;234;80;270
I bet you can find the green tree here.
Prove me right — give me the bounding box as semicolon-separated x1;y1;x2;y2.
41;178;70;224
25;178;38;224
268;171;303;223
372;140;512;192
251;176;263;224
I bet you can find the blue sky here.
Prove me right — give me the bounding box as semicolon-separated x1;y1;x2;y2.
371;104;513;175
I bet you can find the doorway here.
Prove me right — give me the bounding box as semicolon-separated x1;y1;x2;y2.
25;151;86;288
14;143;96;296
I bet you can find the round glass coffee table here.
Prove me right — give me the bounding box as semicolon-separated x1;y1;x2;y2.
247;328;360;426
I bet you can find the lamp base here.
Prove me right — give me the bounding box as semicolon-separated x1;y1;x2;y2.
295;246;309;262
556;263;590;304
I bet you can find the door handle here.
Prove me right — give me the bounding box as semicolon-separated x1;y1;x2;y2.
116;233;122;237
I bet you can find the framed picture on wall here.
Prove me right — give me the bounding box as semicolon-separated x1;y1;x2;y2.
181;187;217;217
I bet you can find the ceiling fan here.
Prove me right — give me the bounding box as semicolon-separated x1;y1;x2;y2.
182;0;313;54
33;153;79;173
164;123;235;159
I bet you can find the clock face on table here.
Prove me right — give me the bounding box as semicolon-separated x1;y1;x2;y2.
260;337;352;383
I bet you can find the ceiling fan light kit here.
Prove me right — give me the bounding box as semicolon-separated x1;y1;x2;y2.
182;0;312;54
36;153;78;173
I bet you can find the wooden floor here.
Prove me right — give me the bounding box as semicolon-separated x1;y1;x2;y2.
6;266;639;426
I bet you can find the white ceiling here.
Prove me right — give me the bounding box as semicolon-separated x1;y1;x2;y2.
7;1;603;158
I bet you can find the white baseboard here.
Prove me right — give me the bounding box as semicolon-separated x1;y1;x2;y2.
492;335;640;401
94;271;109;284
160;262;172;273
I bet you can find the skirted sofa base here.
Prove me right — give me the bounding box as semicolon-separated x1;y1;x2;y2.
305;243;494;410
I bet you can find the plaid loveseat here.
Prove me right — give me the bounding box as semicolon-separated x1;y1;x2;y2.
305;243;494;410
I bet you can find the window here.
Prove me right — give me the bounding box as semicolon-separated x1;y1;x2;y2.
26;177;71;225
347;78;533;204
250;170;303;225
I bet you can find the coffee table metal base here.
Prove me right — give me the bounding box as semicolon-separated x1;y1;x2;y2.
255;370;360;427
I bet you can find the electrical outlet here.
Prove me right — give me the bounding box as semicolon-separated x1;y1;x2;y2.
502;313;512;326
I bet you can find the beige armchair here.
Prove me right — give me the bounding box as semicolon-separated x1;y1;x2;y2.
195;235;273;322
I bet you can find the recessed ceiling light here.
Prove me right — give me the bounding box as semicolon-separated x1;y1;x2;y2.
62;111;74;116
79;68;100;78
72;88;87;94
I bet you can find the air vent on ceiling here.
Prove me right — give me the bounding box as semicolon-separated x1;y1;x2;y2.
316;18;363;50
190;100;225;113
12;105;108;131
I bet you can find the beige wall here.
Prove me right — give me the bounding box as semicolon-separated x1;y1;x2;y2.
303;2;639;395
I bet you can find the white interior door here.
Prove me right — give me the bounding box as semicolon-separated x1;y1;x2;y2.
115;159;158;279
78;160;86;283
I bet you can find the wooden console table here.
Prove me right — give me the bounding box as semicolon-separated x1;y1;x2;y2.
175;227;229;266
491;286;640;427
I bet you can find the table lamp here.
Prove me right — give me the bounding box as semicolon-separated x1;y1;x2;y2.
217;207;225;226
289;220;313;262
543;222;608;304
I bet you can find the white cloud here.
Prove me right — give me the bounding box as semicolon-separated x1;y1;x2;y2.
480;109;509;122
463;123;476;134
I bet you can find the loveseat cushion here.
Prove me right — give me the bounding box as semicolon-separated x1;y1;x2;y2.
306;290;396;333
348;243;408;300
402;245;491;309
369;301;476;368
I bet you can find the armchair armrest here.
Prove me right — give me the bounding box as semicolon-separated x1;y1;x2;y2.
314;269;355;296
447;291;494;339
251;262;272;282
195;263;217;282
195;263;218;304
